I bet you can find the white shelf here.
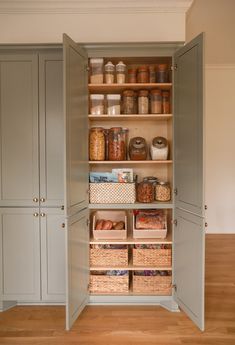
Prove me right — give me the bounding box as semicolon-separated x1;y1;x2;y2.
89;160;173;164
89;202;173;209
88;114;173;121
90;233;172;245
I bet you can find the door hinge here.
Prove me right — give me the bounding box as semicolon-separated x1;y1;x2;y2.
86;219;90;227
172;284;177;292
205;222;208;228
204;205;208;210
173;188;178;195
86;65;90;72
172;219;177;226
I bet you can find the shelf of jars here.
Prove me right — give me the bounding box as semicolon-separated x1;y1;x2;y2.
88;114;173;121
89;202;173;210
89;160;173;165
88;83;172;93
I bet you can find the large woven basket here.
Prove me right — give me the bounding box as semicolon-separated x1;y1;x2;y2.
90;274;129;294
90;248;128;267
133;275;172;295
89;183;136;204
133;248;172;267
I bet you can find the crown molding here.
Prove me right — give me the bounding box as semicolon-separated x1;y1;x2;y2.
0;0;194;15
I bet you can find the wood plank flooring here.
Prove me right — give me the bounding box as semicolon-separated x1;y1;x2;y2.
0;234;235;345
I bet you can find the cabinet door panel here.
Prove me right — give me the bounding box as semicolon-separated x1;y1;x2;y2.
0;208;40;301
40;208;65;302
0;55;39;207
39;53;64;207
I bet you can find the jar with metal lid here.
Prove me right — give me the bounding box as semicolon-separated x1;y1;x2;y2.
129;137;147;160
162;91;170;114
128;68;137;83
137;180;154;203
156;64;168;83
150;136;168;160
122;90;137;114
138;90;149;114
104;61;115;84
150;89;162;114
155;181;171;201
89;127;105;161
137;65;149;83
108;127;126;161
90;94;105;115
116;61;126;84
143;176;158;186
107;94;121;115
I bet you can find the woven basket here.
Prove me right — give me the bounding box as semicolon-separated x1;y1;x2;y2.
89;183;136;204
90;274;129;294
133;275;172;295
90;248;128;267
133;248;172;267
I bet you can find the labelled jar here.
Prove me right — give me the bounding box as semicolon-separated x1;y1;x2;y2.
137;181;154;203
90;94;105;115
138;90;149;114
128;68;137;83
155;181;171;201
104;61;115;84
89;127;105;161
116;61;126;84
156;64;168;83
162;91;170;114
150;89;162;114
137;65;149;83
122;90;137;114
90;58;104;84
108;127;126;161
107;94;121;115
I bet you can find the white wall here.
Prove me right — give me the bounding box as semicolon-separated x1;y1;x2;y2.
186;0;235;233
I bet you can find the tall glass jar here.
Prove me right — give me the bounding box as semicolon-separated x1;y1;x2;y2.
162;91;170;114
108;127;126;161
104;61;115;84
89;127;105;161
137;65;149;83
156;64;168;83
116;61;126;84
122;90;137;114
150;89;162;114
155;181;171;201
138;90;149;114
128;68;137;83
137;181;154;203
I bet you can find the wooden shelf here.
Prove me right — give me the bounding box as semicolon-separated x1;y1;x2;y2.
89;83;172;92
90;265;172;271
89;160;173;165
90;234;172;245
88;114;173;121
89;202;173;210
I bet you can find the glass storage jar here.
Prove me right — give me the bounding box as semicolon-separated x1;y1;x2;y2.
149;65;156;83
143;176;158;187
150;136;168;160
155;181;171;201
128;68;137;83
90;58;104;84
107;94;121;115
122;127;129;160
156;64;168;83
150;89;162;114
137;65;149;83
122;90;137;114
104;61;115;84
129;137;147;160
162;91;170;114
116;61;126;84
89;127;105;161
138;90;149;114
137;180;154;203
108;127;126;161
90;94;105;115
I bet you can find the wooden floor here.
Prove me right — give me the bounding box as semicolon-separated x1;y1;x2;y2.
0;234;235;345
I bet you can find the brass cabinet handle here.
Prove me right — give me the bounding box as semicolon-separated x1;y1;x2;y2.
33;213;39;217
40;213;46;217
33;197;38;202
40;197;45;202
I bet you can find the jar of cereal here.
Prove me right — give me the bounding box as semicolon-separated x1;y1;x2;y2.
89;127;105;161
155;181;171;201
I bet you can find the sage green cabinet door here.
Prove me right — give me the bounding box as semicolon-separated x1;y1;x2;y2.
39;53;64;207
0;55;39;207
40;208;65;303
0;208;41;302
174;33;205;331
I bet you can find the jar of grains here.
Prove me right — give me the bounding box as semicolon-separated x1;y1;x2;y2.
155;181;171;201
116;61;126;84
156;64;168;83
150;89;162;114
90;58;104;84
162;91;170;114
128;68;137;83
90;94;105;115
137;180;154;203
138;90;149;114
104;61;115;84
149;65;156;83
89;127;105;161
137;65;149;83
107;94;121;115
108;127;126;161
122;90;137;114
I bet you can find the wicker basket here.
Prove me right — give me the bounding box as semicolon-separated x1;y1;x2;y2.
133;275;172;295
90;248;128;267
90;274;129;294
133;248;172;267
89;183;136;204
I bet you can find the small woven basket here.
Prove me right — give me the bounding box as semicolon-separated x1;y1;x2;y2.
133;275;172;295
90;274;129;294
133;248;172;267
90;248;128;267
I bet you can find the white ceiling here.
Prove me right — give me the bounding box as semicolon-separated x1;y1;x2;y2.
0;0;194;14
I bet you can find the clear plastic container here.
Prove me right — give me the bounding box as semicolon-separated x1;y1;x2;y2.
90;94;105;115
105;61;115;84
90;58;104;84
116;61;126;84
107;94;121;115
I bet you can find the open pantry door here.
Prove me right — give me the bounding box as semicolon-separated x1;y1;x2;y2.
173;33;205;331
63;34;89;330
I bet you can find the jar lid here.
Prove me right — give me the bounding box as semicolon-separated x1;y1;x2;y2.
151;89;162;95
158;64;168;71
90;58;104;64
130;137;146;149
90;94;104;100
157;181;170;186
162;91;170;97
110;127;123;131
116;61;126;71
90;126;104;131
123;90;135;96
152;136;168;148
143;176;158;183
107;94;121;100
138;90;149;97
138;65;148;72
105;61;115;71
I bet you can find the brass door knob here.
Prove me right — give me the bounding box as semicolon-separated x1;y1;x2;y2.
33;213;39;217
33;197;38;202
40;213;46;217
40;197;45;202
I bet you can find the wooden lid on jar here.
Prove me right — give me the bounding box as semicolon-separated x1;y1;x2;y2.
138;65;149;72
158;64;168;71
138;90;149;97
123;90;136;97
150;89;162;95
